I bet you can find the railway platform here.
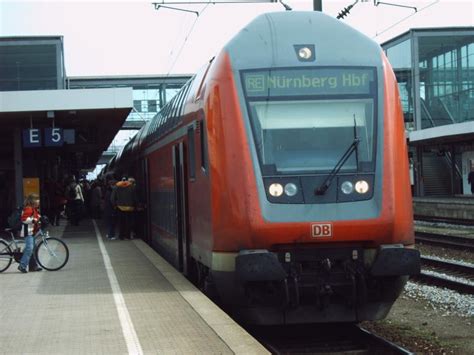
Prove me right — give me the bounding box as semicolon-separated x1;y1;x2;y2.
413;196;474;222
0;219;268;354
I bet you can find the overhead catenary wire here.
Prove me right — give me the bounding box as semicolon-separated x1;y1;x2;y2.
151;2;211;102
373;0;440;38
166;2;211;76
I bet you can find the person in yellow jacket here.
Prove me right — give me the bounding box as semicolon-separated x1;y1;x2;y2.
110;177;138;240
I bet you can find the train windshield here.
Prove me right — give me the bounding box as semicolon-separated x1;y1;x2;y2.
242;67;377;175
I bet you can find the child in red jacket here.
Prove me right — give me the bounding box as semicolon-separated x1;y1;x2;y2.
18;193;42;273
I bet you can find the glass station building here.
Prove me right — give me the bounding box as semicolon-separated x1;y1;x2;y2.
382;27;474;196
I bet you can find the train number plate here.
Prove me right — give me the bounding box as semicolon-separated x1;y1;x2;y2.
311;223;332;238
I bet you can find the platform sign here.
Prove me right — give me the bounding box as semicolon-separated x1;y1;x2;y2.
63;129;75;144
22;129;42;148
44;128;63;147
23;178;40;200
22;128;74;148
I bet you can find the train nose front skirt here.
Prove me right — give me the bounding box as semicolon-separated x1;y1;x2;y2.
230;247;419;324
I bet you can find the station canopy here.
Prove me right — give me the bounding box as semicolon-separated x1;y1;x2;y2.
0;87;132;171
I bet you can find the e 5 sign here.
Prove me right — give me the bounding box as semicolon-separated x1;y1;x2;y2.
23;128;67;148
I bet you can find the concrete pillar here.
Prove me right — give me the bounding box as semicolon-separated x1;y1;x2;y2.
14;127;23;206
160;84;167;108
450;145;456;195
313;0;322;11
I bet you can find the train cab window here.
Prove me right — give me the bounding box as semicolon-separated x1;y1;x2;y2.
187;126;196;180
242;67;377;176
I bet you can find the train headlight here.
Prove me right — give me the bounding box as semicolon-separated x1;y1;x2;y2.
269;183;284;197
355;180;369;194
341;181;354;195
298;47;312;60
284;183;298;197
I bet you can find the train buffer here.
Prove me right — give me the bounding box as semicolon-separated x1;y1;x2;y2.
0;219;268;354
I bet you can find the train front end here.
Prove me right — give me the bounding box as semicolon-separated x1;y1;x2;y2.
206;12;420;324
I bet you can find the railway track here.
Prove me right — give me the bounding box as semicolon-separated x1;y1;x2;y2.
414;216;474;226
415;231;474;252
413;255;474;294
249;324;412;354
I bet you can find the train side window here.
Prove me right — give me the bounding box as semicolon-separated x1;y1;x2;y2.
187;126;196;180
200;119;208;172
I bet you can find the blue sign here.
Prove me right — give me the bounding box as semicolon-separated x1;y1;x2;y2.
23;129;42;148
45;128;63;147
22;128;74;148
63;129;75;144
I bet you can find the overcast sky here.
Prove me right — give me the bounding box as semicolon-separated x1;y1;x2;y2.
0;0;473;76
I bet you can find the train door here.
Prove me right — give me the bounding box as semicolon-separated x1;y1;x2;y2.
173;142;190;274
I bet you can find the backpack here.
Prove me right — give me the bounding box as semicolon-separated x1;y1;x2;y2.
68;185;77;200
7;206;23;231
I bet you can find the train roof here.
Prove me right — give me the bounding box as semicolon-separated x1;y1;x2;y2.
225;11;382;70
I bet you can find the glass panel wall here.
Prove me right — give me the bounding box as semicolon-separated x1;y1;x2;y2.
0;43;59;91
386;39;414;129
418;35;474;128
386;39;412;69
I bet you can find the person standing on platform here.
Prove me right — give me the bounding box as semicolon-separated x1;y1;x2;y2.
127;177;140;239
111;176;137;240
468;168;474;194
51;179;66;226
18;193;42;273
66;176;84;226
104;179;117;240
89;181;102;219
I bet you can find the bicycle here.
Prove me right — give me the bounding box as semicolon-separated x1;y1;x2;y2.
0;216;69;272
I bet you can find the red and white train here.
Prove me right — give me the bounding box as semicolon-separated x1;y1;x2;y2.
111;11;420;324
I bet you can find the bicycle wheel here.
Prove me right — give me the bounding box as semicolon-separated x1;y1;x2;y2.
35;237;69;271
0;240;13;272
12;239;25;262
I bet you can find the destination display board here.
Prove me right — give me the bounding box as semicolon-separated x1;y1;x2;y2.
243;67;375;97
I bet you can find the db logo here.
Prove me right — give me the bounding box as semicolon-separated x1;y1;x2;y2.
311;223;333;238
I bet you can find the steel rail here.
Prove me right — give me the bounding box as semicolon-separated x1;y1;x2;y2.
356;325;413;355
414;216;474;226
421;255;474;275
415;231;474;252
252;324;412;354
413;271;474;294
413;255;474;294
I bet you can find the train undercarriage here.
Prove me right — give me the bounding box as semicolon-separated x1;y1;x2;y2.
212;245;419;324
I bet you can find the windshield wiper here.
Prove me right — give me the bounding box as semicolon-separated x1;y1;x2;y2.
315;115;360;196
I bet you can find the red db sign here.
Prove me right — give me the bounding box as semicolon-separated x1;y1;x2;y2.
311;223;332;238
